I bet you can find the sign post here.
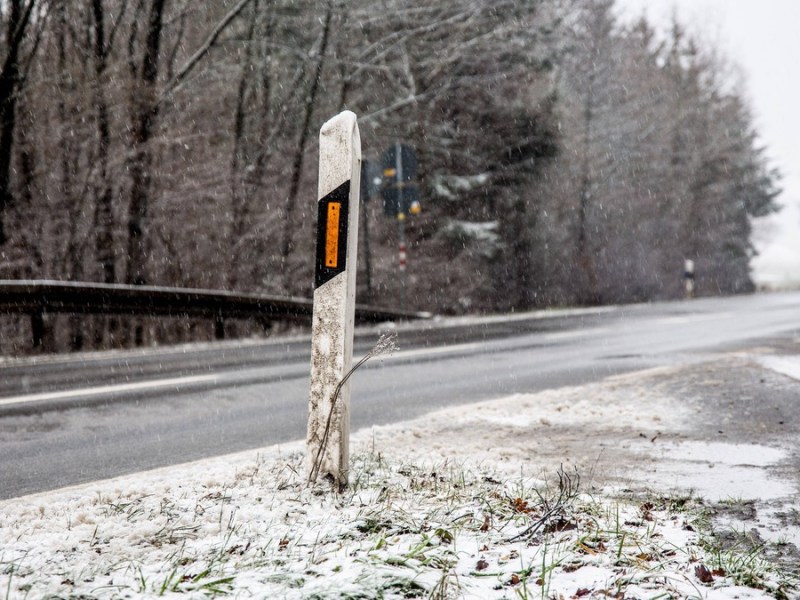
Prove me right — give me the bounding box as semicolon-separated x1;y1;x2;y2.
360;160;381;303
381;144;419;303
381;143;419;218
307;111;361;489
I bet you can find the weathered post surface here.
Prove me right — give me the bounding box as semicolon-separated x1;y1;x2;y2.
307;111;361;488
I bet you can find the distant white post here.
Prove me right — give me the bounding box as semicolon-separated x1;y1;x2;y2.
684;259;695;299
307;111;361;488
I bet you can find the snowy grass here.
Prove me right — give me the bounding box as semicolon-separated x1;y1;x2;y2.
2;447;796;599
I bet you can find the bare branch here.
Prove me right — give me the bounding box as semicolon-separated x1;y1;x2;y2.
158;0;255;103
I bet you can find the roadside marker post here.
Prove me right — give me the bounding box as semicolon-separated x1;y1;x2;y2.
684;259;695;299
307;111;361;488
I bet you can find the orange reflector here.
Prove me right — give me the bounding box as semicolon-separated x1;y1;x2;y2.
325;202;341;267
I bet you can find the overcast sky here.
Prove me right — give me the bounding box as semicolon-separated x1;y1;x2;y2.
614;0;800;286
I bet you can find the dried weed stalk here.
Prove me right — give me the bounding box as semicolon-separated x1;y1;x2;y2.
308;331;398;486
505;465;581;543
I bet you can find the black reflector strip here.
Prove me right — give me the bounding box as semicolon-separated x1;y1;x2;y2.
314;180;350;289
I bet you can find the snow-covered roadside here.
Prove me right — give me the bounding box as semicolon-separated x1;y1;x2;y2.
756;354;800;384
1;363;798;599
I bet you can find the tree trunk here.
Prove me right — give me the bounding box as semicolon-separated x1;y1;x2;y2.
279;1;334;294
125;0;166;287
55;3;85;283
227;0;260;289
0;0;36;246
576;86;600;305
91;0;117;285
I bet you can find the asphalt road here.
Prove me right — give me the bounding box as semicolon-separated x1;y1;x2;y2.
1;291;799;500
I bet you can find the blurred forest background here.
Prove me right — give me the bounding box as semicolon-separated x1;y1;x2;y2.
0;0;780;352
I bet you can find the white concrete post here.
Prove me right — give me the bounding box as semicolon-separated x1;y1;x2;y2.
307;111;361;488
684;258;695;299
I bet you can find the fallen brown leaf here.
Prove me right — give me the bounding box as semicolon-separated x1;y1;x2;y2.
480;515;491;532
695;564;714;584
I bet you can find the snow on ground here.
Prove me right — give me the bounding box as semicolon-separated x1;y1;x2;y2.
756;354;800;383
1;363;798;599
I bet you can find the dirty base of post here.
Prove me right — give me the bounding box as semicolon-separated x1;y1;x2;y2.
307;331;397;490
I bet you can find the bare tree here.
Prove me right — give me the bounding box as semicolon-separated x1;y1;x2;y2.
91;0;128;284
0;0;41;246
279;0;334;294
124;0;165;286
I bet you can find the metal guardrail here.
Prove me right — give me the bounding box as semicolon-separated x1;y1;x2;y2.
0;280;432;348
